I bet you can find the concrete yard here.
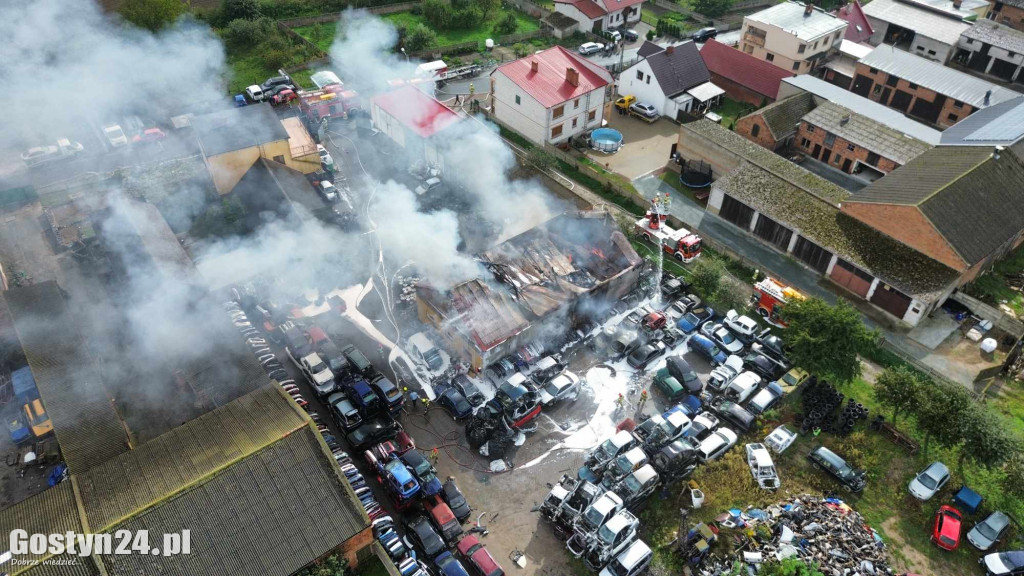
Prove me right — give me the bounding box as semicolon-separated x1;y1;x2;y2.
586;112;679;181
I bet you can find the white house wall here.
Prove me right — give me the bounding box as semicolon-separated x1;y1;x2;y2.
622;59;671;115
547;87;606;144
492;72;550;146
371;103;407;149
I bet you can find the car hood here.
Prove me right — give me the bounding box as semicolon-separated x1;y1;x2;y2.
908;478;935;500
967;527;993;550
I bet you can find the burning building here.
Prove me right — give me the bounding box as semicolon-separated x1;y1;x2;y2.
417;211;642;370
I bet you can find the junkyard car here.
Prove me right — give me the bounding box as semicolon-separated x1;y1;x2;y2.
346;416;399;451
328;392;362;430
932;505;964;551
405;515;446;559
712;399;757;433
635;411;691;451
684;412;719;441
724;371;761;403
689;334;727;366
539;371;581;405
598;539;652;576
745;443;780;489
665;356;703;394
442;478;472;523
424;494;463;545
909;461;950;501
439;386;474;419
614;464;660;507
697;428;738;461
764;425;797;453
401;449;442;496
580;430;638;482
743;350;787;380
626;341;667;369
652;367;688;403
968;511;1011;551
700;323;745;355
981;551;1024;575
746;380;784;414
723;309;759;342
602;447;649;488
807;446;865;492
300;353;335;397
453;374;485;406
651;438;699;481
435;551;471;576
457;534;504;576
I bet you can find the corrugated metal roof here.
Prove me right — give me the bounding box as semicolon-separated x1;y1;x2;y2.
700;39;795;100
858;45;1020;108
3;282;131;474
493;46;611;108
76;385;308;532
781;75;942;144
372;86;461;138
98;426;367;576
940;96;1024;145
962;21;1024;55
861;0;971;45
0;483;100;576
803;101;933;164
745;1;848;41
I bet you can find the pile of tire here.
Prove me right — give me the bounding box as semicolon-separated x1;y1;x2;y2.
827;398;869;436
798;378;843;434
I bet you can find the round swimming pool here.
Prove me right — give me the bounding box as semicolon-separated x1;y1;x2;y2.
590;128;623;153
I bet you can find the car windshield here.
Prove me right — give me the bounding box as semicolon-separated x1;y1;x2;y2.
682;312;699;326
977;521;998;539
782;372;798;385
939;535;955;546
708;343;722;355
597;523;617;544
311;361;327;373
362;391;378;404
719;331;735;345
413;460;431;475
609;560;630;576
918;472;938;490
596;439;616;460
583;506;605;528
622;475;642;494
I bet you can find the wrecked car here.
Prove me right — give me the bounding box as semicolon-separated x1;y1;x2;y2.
579;430;638;483
651;438;699;482
614;464;660;508
745;443;780;490
601;446;650;489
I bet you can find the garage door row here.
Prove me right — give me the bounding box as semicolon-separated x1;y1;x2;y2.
718;194;913;319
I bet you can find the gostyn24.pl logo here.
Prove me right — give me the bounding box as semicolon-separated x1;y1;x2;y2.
3;529;191;565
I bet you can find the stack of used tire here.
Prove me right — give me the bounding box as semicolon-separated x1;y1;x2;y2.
798;378;843;434
828;398;869;436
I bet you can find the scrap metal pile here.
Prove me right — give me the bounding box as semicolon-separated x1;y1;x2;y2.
697;496;893;576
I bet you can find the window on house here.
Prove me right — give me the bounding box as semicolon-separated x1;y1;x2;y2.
273;155;285;164
1010;51;1017;57
766;53;775;61
574;98;580;108
637;70;644;81
553;105;564;118
646;75;650;84
927;50;936;56
743;44;754;54
572;118;578;128
966;38;974;44
908;82;918;89
812;41;818;50
885;74;898;87
834;32;841;42
866;151;880;166
806;124;815;133
798;44;806;54
588;109;596;121
824;132;836;146
792;61;801;71
752;124;761;136
869;67;878;73
948;113;959;122
551;124;563;138
916;45;925;51
847;143;855;151
801;137;811;148
954;100;964;108
515;95;521;105
833;154;841;164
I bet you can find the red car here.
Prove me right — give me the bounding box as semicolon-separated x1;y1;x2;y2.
931;505;963;551
270;89;296;105
132;128;166;144
395;429;416;455
457;534;504;576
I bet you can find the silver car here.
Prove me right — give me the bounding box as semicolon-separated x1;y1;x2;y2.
628;102;658;118
578;42;605;55
967;511;1010;551
908;461;949;501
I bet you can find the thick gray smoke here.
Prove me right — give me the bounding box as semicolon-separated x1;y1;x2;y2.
0;0;226;149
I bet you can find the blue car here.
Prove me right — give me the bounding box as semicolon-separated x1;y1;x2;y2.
380;457;420;502
401;450;443;497
689;334;727;366
434;551;471;576
349;379;383;415
677;305;715;333
438;387;473;419
667;395;702;417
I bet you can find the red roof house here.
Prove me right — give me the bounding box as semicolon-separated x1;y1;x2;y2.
553;0;644;30
371;85;461;139
700;39;795;105
491;46;612;145
833;0;874;44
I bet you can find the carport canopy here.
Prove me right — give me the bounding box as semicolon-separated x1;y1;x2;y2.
687;81;725;104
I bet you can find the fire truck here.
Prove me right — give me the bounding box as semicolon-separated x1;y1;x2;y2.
634;193;702;262
298;84;361;123
751;277;805;327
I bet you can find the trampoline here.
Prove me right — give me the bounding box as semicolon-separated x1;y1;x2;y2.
680;158;713;188
590;128;623;153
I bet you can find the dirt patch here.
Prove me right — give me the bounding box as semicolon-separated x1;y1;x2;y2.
881;517;949;576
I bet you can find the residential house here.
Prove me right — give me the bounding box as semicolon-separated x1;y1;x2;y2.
677;120;960;325
620;41;722;119
986;0;1024;31
834;0;875;43
862;0;982;62
554;0;642;33
371;85;463;173
699;39;796;106
490;46;612;146
739;1;848;74
736;92;816;150
955;21;1024;82
194;104;320;194
823;39;874;89
851;44;1021;127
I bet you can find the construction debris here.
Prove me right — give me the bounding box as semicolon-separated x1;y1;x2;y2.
694;496;893;576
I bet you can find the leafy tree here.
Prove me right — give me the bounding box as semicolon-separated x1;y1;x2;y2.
494;12;519;35
296;552;347;576
512;42;530;58
222;0;261;21
120;0;186;32
916;382;973;457
527;148;557;172
646;29;656;41
782;297;877;384
958;405;1017;473
1003;452;1024;501
478;0;501;19
693;0;734;18
690;257;725;302
404;24;438;52
873;365;922;426
709;282;749;317
225;17;272;47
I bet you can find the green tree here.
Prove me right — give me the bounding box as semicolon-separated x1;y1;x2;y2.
120;0;186;32
690;257;725;302
295;552;347;576
225;17;271;47
782;297;877;384
404;24;438;52
958;405;1017;473
494;12;519;35
479;0;501;19
527;148;557;172
1002;452;1024;501
755;559;825;576
512;42;530;58
693;0;734;18
709;282;749;316
222;0;261;21
873;365;923;425
916;382;973;457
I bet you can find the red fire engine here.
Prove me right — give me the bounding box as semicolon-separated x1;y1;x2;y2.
751;277;805;327
298;84;361;122
634;193;702;262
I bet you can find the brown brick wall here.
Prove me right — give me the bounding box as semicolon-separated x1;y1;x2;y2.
709;72;773;108
338;526;374;568
735;113;780;150
841;203;968;271
852;63;977;128
794;121;901;173
989;1;1024;31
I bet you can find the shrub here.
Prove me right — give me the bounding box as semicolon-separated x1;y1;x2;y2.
119;0;185;32
263;48;289;70
221;0;261;21
512;42;530;58
405;24;438;51
646;29;656;41
494;12;519;35
225;17;269;47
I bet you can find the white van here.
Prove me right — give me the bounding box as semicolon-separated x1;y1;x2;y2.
599;539;652;576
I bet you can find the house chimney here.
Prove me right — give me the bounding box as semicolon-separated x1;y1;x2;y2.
985;89;992;105
953;0;962;8
804;2;813;16
995;145;1004;159
840;114;851;125
530;60;539;73
566;67;579;86
667;44;675;55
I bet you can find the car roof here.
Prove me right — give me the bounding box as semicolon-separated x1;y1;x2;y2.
665;410;690;428
610;430;634;447
632;464;658;483
402;450;427;465
616;539;651;568
386;459;416;483
923;461;950;477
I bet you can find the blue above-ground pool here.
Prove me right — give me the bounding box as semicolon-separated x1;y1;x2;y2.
590;128;623;153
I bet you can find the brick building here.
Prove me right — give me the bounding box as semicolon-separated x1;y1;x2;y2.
736;92;816;150
851;44;1020;127
699;39;795;106
986;0;1024;31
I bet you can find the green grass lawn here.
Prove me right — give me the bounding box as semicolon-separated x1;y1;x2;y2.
356;556;391;576
288;67;317;90
963;242;1024;315
292;21;337;52
713;97;758;129
383;9;540;47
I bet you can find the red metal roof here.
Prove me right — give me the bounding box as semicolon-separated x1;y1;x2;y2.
555;0;644;17
700;40;795;100
834;0;874;43
372;85;461;138
493;45;612;109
